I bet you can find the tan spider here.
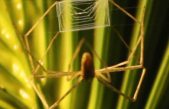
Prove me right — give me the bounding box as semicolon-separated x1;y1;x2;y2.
23;0;146;109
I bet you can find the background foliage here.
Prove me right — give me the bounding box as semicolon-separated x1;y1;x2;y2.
0;0;168;109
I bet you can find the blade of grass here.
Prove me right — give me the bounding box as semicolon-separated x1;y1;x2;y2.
145;42;169;108
57;0;73;109
0;1;38;107
0;100;16;109
4;0;24;33
88;0;109;109
0;24;38;109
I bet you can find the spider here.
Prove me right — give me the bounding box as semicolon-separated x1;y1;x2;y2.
23;0;146;109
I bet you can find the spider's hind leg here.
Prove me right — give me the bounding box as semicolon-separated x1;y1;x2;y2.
96;74;135;101
96;68;146;101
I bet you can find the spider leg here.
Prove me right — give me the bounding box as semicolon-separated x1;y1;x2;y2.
23;32;60;75
96;65;142;73
32;32;60;75
128;9;146;101
96;75;134;101
25;45;81;79
23;2;60;108
95;61;129;83
24;45;50;108
109;0;145;66
109;0;139;23
29;79;49;108
67;38;85;81
34;71;81;79
133;68;146;100
96;73;111;83
127;4;145;68
140;7;145;65
24;1;58;38
111;61;129;68
86;42;112;82
49;79;82;109
111;26;132;52
96;64;146;101
23;1;58;70
96;67;146;101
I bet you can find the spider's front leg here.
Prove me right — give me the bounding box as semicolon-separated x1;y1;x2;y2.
22;1;60;108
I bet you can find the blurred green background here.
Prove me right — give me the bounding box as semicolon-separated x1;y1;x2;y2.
0;0;169;109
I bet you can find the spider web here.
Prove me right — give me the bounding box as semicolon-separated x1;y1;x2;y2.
56;0;110;32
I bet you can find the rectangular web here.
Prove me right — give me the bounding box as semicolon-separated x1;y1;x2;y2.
56;0;110;32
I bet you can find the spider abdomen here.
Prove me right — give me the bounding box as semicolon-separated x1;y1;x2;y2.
81;52;95;80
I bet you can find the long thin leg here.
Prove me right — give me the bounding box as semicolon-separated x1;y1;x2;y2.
24;32;60;75
127;4;145;66
23;2;59;108
111;61;128;68
111;24;142;60
96;6;146;98
49;79;82;109
68;38;85;72
97;68;146;101
133;68;146;100
110;27;142;68
23;35;34;70
96;65;142;74
23;1;58;70
67;38;85;80
111;26;131;52
99;1;145;74
95;60;128;83
25;45;81;79
86;42;107;67
30;78;49;108
86;42;112;81
24;47;49;108
97;73;111;83
97;75;134;101
140;7;145;65
92;35;141;73
32;32;60;74
34;71;81;79
24;1;58;38
28;49;82;79
109;0;145;66
109;0;139;23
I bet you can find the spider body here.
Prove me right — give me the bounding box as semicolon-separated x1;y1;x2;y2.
81;52;95;80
